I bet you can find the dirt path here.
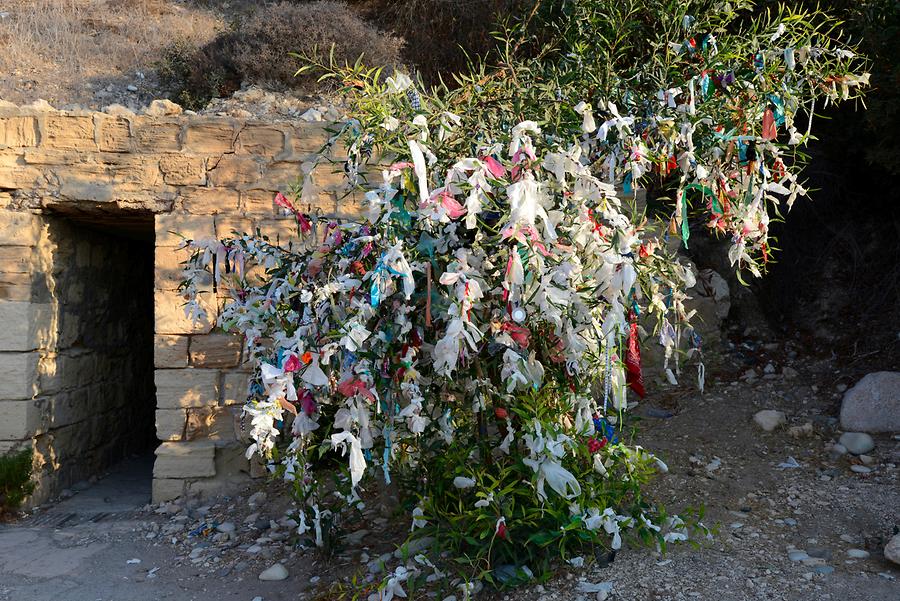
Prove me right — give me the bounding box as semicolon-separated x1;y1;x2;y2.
1;342;898;601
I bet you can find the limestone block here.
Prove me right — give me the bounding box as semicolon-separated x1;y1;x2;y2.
178;187;240;215
154;368;219;409
189;333;242;368
283;124;331;157
0;301;52;351
0;245;32;273
41;114;96;150
183;120;236;154
0;271;32;301
0;152;42;189
0;400;39;440
0;116;39;147
236;124;286;158
155;334;189;368
256;218;305;245
154;441;216;478
208;156;262;188
95;116;132;152
154;288;216;334
133;117;182;152
239;189;276;216
185;406;238;442
154;214;215;247
0;351;38;400
152;477;186;502
159;155;207;186
0;211;41;246
332;191;367;221
156;409;187;441
262;161;304;191
214;216;254;240
221;370;250;406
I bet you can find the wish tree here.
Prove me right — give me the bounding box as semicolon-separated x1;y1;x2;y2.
179;0;867;590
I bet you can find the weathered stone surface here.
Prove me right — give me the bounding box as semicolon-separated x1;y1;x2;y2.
145;99;183;117
753;410;786;432
0;352;39;400
178;187;240;215
154;334;189;368
186;406;237;442
0;116;39;147
184;120;236;154
0;212;41;245
156;408;187;441
221;371;251;406
154;441;216;478
154;288;216;334
155;368;219;409
190;333;242;368
133;117;182;152
0;301;52;351
159;155;206;186
239;189;276;215
208;156;262;188
154;214;215;247
840;372;900;433
41;115;96;150
236;124;286;158
95;116;132;152
885;533;900;566
0;400;39;439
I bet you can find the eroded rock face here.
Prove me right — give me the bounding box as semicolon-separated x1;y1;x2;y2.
840;372;900;433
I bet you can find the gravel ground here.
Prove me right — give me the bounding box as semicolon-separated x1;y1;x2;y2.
2;331;898;601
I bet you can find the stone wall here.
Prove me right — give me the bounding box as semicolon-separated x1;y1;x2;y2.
0;100;353;504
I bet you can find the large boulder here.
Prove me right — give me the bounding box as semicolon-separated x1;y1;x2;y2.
840;372;900;433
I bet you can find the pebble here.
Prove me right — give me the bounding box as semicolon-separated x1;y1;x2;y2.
885;534;900;565
788;550;809;561
847;548;870;559
753;410;786;432
807;547;832;560
813;565;834;575
850;465;871;474
838;432;875;455
126;84;138;92
216;522;236;534
248;492;267;507
859;454;875;465
258;563;289;581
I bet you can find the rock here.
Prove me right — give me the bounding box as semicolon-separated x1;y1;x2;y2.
850;465;872;474
782;366;799;379
847;549;870;559
753;410;786;432
145;99;183;116
885;534;900;565
248;492;267;507
788;550;809;561
254;518;271;531
859;454;875;465
813;565;834;575
788;422;813;438
216;522;236;534
840;372;900;433
258;563;289;581
839;432;875;455
126;84;138;92
807;547;832;560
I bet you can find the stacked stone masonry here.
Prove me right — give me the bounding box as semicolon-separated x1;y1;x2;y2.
0;100;358;504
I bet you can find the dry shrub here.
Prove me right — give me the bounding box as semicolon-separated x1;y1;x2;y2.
233;1;403;90
160;1;401;109
0;0;224;103
356;0;537;85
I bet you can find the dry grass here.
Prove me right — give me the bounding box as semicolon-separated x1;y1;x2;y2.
0;0;224;105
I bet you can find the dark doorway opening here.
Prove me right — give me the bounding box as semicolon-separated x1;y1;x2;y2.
32;208;157;504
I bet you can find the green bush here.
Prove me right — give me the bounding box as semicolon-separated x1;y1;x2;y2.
0;449;35;514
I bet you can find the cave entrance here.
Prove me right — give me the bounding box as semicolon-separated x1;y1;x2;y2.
32;207;157;506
